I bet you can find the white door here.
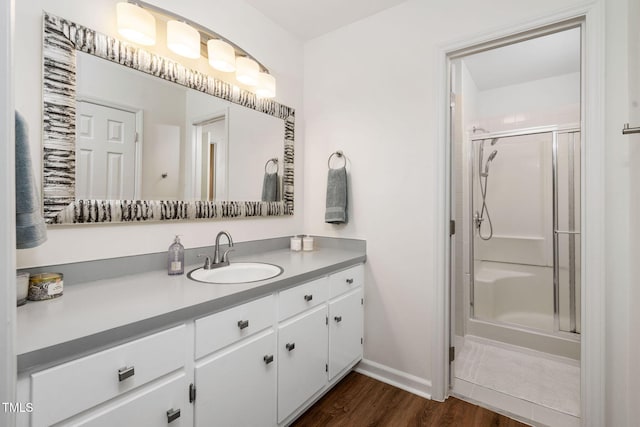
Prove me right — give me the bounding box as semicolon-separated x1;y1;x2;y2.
194;331;276;427
277;305;328;423
328;288;363;380
76;101;136;199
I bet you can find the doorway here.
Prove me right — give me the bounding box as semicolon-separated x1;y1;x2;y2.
447;22;584;426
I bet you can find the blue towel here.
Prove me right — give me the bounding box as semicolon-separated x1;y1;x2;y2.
15;111;47;249
325;166;348;224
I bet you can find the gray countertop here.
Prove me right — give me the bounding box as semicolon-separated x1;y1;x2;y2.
17;245;366;372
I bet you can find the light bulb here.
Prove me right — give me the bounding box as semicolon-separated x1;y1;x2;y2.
256;72;276;98
236;57;259;86
116;2;156;46
167;20;200;59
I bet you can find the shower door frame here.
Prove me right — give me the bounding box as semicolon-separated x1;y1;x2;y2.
468;125;581;338
432;4;605;425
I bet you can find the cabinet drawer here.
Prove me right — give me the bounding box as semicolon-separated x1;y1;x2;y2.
31;325;187;427
195;294;275;359
329;264;364;298
278;277;329;321
58;372;189;427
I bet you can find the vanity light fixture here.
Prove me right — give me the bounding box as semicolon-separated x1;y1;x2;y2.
207;39;236;72
115;1;276;97
116;2;156;46
167;20;201;59
236;56;260;86
256;72;276;98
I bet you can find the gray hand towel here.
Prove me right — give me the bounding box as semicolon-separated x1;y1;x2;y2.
325;166;348;224
15;111;47;249
261;172;279;202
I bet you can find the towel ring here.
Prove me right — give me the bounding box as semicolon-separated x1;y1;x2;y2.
328;151;346;169
265;158;279;174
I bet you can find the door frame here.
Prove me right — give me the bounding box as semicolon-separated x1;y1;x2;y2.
432;2;605;425
0;0;16;424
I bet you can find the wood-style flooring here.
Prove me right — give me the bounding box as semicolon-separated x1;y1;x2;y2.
292;372;528;427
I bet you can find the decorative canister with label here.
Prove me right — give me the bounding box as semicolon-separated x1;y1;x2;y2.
28;273;63;301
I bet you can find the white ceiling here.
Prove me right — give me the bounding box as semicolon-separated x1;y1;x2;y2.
243;0;408;41
463;28;581;91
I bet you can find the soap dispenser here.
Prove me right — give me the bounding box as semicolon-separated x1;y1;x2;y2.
168;235;185;275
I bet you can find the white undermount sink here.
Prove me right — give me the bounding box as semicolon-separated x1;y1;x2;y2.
188;262;283;284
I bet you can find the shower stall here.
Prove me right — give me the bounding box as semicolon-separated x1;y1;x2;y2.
465;125;581;358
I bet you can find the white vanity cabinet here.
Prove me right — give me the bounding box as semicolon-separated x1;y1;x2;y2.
55;372;189;427
277;304;328;423
26;324;189;427
328;264;364;380
193;295;277;427
18;263;365;427
328;287;364;380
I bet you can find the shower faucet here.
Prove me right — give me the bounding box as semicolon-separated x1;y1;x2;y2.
473;211;484;230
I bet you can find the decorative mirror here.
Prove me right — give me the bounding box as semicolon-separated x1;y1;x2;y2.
42;12;294;224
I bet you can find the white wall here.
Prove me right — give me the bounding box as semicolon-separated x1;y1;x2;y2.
627;0;640;420
14;0;304;268
0;0;16;423
303;0;621;399
477;72;580;120
604;0;634;424
227;105;284;200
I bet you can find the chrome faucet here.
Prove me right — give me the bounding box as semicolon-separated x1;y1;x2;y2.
198;231;234;269
213;231;234;268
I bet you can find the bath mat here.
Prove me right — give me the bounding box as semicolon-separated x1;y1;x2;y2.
456;338;580;416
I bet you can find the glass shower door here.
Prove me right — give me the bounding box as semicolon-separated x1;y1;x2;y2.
554;131;581;334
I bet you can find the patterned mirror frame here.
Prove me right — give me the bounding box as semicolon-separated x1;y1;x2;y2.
42;12;294;224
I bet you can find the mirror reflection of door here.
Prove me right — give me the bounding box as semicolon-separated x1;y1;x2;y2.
196;115;227;201
76;101;137;199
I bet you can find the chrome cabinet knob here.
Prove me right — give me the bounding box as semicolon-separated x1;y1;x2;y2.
264;354;274;364
304;294;313;302
286;342;295;352
334;316;343;323
346;278;354;284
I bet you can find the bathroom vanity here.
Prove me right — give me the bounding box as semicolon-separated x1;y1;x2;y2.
16;242;365;427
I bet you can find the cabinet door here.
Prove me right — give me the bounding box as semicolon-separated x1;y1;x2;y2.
59;372;189;427
194;330;276;427
329;288;363;380
277;305;328;423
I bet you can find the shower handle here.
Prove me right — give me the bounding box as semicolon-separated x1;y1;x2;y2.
473;211;484;229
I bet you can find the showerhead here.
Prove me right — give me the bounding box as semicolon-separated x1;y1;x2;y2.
481;150;498;177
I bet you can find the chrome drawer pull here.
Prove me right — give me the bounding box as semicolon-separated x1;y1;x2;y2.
237;320;249;330
286;342;296;352
166;408;181;423
264;354;274;364
334;316;343;323
346;278;354;284
304;294;313;302
118;366;135;382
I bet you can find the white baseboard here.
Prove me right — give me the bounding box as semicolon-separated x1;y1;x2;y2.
355;358;432;399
